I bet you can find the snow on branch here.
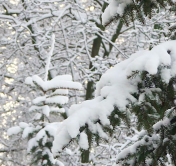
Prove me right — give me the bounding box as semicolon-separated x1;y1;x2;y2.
52;40;176;156
116;117;171;162
25;74;82;114
102;0;132;26
45;34;55;82
8;73;82;165
25;75;82;92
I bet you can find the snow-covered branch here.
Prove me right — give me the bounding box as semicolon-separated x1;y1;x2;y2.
52;41;176;156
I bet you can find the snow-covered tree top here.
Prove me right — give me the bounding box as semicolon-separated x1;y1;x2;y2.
52;40;176;156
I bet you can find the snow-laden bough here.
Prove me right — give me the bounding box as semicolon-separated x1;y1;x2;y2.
52;40;176;156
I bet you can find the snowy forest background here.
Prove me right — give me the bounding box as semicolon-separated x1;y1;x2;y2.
0;0;176;165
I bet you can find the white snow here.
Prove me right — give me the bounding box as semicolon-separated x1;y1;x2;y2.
36;129;46;141
33;113;42;120
116;135;152;161
153;117;170;130
43;160;47;164
45;96;68;105
30;105;65;114
42;148;55;164
7;126;22;136
20;73;81;159
51;89;68;96
52;124;71;153
25;77;35;87
27;138;38;152
138;88;161;103
44;122;61;137
42;105;50;117
161;68;171;83
44;34;55;81
116;116;171;161
55;160;64;166
102;0;132;26
51;41;176;156
32;96;46;105
50;107;65;113
22;127;34;139
19;122;29;129
65;148;74;156
79;132;89;150
96;123;108;140
32;75;82;92
29;106;42;112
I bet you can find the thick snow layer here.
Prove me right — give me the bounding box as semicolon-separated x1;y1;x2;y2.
102;0;132;26
7;126;22;136
25;77;35;87
36;129;46;141
45;96;68;105
22;127;34;138
42;105;50;117
161;68;171;83
52;123;72;153
32;75;82;91
52;41;176;156
27;138;38;152
44;122;61;137
19;122;29;128
79;132;89;150
33;96;46;105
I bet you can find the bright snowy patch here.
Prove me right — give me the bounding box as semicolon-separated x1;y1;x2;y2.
31;75;82;91
22;127;34;138
79;132;89;150
7;126;22;136
52;41;176;156
102;0;132;26
27;138;38;152
19;122;29;128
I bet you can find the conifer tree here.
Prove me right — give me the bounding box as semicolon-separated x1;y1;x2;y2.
52;40;176;166
102;0;176;27
7;33;82;166
7;74;82;166
116;54;176;165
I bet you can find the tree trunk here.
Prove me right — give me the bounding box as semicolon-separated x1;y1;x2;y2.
81;3;123;164
85;35;102;100
81;36;102;163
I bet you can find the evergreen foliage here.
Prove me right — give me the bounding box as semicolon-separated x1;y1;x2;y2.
116;65;176;165
7;74;81;166
104;0;176;27
52;40;176;166
3;0;176;165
